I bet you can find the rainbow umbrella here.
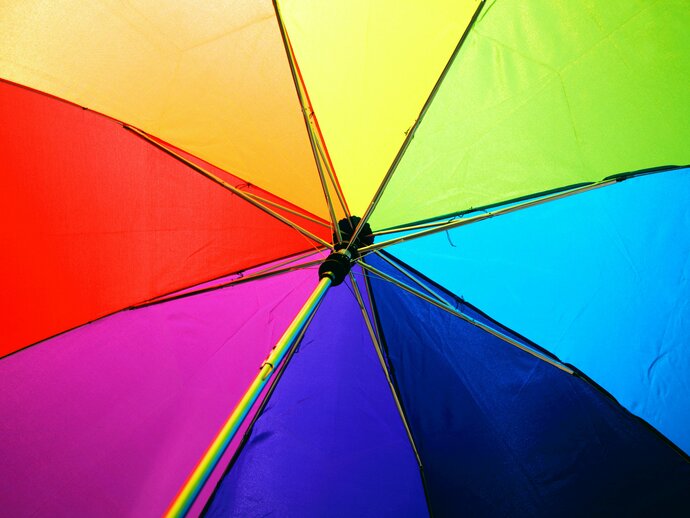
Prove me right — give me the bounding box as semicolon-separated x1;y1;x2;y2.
1;1;689;516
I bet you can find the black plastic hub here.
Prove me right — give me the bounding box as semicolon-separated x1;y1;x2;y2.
332;216;374;258
318;216;375;286
318;250;351;286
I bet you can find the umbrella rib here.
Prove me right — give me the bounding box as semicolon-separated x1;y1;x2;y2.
138;247;322;304
356;268;437;516
359;178;617;255
242;191;330;228
346;0;486;248
287;32;352;223
356;259;574;375
313;129;352;222
371;251;448;305
347;271;425;469
0;248;324;361
276;2;352;224
123;125;333;250
362;164;690;253
134;257;324;309
273;0;343;241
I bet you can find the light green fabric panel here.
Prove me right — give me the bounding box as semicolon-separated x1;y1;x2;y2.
371;0;690;230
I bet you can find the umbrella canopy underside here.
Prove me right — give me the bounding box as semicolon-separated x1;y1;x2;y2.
1;1;689;516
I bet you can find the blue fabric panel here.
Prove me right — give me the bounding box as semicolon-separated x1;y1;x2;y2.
204;276;428;518
366;253;690;517
385;168;690;453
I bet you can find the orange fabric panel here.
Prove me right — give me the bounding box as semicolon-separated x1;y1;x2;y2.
0;81;329;356
0;0;326;217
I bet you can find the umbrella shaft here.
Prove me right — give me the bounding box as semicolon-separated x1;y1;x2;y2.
166;276;333;518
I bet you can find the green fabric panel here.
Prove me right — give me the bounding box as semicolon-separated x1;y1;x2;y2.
371;0;690;230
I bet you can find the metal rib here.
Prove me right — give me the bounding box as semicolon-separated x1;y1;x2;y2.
371;219;454;237
358;180;613;255
372;251;447;305
356;260;574;375
348;271;424;468
124;125;333;249
242;191;330;228
135;257;324;308
313;132;352;221
272;0;341;242
275;2;351;223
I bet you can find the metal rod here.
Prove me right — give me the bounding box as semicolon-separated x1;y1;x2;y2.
313;131;352;221
357;268;437;516
373;251;447;305
346;0;486;249
274;1;351;223
272;0;341;241
370;164;688;238
124;125;333;250
356;260;573;375
135;257;324;308
133;249;323;308
165;276;333;518
371;219;455;237
358;180;613;255
348;272;424;467
242;191;330;228
292;58;351;221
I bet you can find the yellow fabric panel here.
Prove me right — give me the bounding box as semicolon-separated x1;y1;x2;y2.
0;0;326;217
280;0;480;216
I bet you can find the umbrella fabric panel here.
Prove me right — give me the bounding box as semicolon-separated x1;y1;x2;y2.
371;0;690;229
366;253;690;517
0;0;327;217
0;80;327;356
205;275;427;518
279;0;480;215
384;168;690;454
0;266;317;517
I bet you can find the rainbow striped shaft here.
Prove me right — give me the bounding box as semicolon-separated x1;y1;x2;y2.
166;276;333;518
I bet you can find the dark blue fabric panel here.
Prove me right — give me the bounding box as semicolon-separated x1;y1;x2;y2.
204;277;428;517
366;254;690;517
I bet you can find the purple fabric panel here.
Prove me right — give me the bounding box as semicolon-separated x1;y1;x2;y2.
0;268;317;517
204;277;428;517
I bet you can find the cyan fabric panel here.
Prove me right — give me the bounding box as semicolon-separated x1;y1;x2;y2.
366;253;690;517
204;276;428;517
385;167;690;454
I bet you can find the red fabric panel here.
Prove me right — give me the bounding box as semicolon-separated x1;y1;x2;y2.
0;80;328;356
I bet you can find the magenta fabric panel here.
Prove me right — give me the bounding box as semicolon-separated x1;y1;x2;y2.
0;267;317;517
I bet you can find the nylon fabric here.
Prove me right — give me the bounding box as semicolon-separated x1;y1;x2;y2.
371;0;690;229
384;168;690;455
366;253;690;517
204;275;428;518
279;0;480;216
0;267;317;517
0;81;328;356
0;0;327;217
